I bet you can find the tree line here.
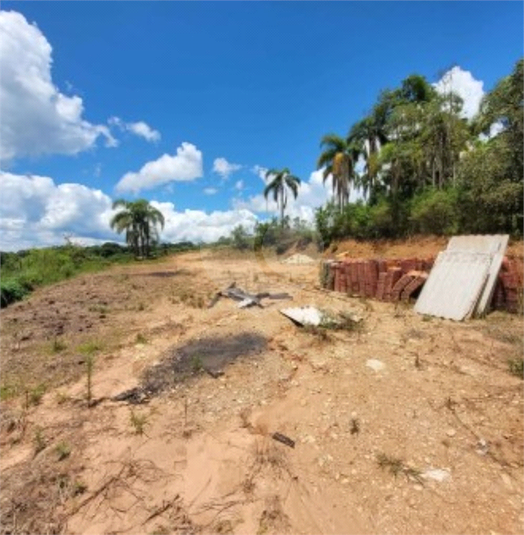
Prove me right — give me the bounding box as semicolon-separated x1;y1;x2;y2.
111;59;522;255
315;59;523;244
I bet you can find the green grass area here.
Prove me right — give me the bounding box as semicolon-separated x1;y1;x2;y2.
0;240;197;308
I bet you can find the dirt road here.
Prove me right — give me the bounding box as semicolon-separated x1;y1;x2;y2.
1;248;523;535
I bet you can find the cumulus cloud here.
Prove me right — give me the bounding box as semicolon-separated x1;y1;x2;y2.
203;187;218;195
434;66;485;120
0;10;116;162
109;117;161;142
116;142;203;193
234;180;244;191
0;171;260;251
252;165;270;183
213;158;242;180
0;172;116;250
150;201;257;243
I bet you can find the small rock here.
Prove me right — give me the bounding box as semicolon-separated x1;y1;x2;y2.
446;429;457;437
300;399;307;407
422;468;451;482
366;359;385;372
500;473;513;490
341;478;350;485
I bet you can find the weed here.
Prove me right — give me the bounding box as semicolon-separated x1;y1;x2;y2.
376;453;423;483
78;340;102;356
86;355;95;407
422;315;432;322
0;384;18;401
51;338;67;353
508;358;524;378
130;411;149;435
33;427;46;454
137;302;146;311
88;304;109;314
135;332;148;344
191;355;204;373
55;441;71;461
150;526;171;535
29;384;46;406
414;354;421;369
72;479;88;496
55;391;71;405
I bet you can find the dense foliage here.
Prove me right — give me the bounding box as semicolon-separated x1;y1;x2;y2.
315;59;523;244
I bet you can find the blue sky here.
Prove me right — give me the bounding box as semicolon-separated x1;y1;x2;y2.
1;2;522;249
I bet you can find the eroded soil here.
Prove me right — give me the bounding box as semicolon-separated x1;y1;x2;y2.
1;247;523;535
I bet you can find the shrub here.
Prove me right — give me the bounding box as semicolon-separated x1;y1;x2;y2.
410;188;459;235
0;279;30;308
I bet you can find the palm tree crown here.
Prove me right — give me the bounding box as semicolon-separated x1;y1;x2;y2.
110;199;165;258
263;168;301;227
317;134;358;210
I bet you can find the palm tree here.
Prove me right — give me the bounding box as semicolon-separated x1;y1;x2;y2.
263;168;301;227
110;199;165;258
317;134;358;210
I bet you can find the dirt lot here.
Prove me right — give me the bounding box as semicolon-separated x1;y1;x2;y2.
1;246;523;535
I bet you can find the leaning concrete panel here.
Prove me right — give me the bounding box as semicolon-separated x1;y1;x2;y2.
446;235;509;315
414;251;491;321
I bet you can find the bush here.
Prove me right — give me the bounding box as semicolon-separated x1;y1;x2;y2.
410;188;459;235
0;279;30;308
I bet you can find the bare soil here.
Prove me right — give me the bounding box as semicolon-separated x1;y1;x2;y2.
1;245;523;535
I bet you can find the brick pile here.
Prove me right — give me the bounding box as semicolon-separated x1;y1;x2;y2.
325;257;434;303
493;256;524;313
322;254;523;312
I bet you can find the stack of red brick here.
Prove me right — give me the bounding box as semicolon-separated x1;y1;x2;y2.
325;257;434;303
492;256;524;313
323;255;523;312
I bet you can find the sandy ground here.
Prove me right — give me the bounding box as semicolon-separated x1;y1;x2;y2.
1;246;523;535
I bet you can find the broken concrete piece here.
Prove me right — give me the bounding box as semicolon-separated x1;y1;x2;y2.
366;359;386;372
280;306;324;326
422;468;451;482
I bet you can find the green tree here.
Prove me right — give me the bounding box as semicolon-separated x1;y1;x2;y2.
110;199;165;258
263;168;301;227
317;134;358;210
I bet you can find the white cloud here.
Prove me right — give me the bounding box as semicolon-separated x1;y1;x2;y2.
0;10;116;162
0;172;116;250
234;180;244;191
213;158;242;180
203;187;218;195
434;66;485;120
116;142;203;193
252;165;271;183
0;171;260;251
109;117;161;142
151;201;257;243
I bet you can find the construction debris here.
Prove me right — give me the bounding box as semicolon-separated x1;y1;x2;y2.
209;282;292;309
272;432;295;448
415;235;509;320
280;306;324;326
